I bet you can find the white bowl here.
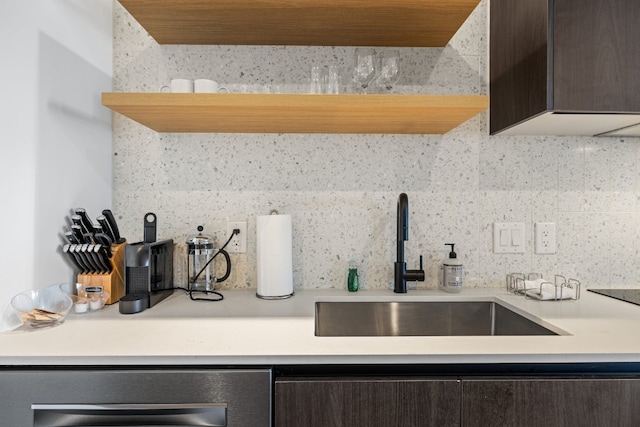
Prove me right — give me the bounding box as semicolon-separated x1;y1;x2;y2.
11;285;73;328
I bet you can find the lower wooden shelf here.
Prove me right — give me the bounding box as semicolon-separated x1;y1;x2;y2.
102;93;488;134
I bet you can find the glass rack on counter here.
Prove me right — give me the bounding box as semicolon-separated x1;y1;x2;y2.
506;273;581;301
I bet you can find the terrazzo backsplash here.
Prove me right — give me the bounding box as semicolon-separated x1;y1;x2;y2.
112;0;640;291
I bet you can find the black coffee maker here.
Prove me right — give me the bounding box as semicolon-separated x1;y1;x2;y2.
119;213;174;314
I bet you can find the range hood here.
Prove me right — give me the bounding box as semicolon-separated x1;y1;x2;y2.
495;112;640;137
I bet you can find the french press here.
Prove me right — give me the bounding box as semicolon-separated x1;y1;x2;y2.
186;226;231;292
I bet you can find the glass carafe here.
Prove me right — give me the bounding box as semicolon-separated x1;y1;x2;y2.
186;226;217;292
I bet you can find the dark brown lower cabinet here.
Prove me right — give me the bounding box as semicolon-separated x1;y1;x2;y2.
461;378;640;427
276;376;640;427
275;377;461;427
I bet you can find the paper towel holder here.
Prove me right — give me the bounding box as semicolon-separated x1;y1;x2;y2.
256;210;295;300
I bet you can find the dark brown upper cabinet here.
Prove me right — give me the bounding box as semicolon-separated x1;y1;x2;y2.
490;0;640;136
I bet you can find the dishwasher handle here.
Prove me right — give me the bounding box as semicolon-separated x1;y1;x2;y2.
32;403;227;426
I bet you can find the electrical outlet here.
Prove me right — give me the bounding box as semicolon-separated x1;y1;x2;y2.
535;222;556;254
227;221;247;253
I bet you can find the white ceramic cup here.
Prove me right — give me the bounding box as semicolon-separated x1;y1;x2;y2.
194;79;228;93
160;78;194;93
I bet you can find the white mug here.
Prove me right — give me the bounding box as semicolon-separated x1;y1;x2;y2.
160;78;193;93
194;79;228;93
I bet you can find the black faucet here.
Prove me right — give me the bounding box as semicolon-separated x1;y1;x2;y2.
394;193;425;293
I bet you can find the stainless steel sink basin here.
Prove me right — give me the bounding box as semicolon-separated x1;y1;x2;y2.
315;301;558;336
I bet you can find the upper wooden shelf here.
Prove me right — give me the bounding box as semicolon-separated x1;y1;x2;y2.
102;93;488;134
118;0;482;47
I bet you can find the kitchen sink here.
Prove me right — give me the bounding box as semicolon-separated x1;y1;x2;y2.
315;301;558;336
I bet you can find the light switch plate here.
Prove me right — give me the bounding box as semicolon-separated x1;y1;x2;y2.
493;222;526;254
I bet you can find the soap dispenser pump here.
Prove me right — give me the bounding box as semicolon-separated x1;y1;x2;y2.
442;243;463;293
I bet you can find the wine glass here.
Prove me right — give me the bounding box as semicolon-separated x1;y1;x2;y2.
352;48;377;93
376;49;400;93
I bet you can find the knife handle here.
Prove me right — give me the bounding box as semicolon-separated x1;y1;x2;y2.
94;233;113;257
86;244;100;273
70;244;90;274
64;231;80;245
97;215;116;243
71;214;81;225
75;208;95;234
71;215;87;234
78;244;92;273
71;224;84;243
89;244;109;273
102;209;124;244
63;244;84;272
94;244;113;273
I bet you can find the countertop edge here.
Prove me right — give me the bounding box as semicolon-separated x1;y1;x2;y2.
2;288;640;367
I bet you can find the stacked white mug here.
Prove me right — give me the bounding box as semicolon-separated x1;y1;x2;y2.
160;78;228;93
194;79;228;93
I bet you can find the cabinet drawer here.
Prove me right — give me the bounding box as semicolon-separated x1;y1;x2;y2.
462;377;640;427
275;376;460;427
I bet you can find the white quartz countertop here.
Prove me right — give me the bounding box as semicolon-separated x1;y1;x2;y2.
2;288;640;366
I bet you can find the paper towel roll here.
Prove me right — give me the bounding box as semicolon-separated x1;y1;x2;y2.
256;213;294;299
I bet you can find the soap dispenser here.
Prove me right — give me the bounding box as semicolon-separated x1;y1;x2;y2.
442;243;463;293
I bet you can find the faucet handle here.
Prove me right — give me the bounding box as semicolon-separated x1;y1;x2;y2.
405;255;426;283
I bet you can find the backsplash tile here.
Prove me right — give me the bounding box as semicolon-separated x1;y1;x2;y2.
112;0;640;291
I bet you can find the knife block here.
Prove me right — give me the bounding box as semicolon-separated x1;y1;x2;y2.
76;242;126;305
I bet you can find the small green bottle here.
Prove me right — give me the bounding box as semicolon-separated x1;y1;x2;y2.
347;261;359;292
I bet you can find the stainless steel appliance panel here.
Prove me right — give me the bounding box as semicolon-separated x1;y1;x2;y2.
0;368;271;427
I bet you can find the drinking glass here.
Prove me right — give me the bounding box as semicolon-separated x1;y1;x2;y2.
310;65;323;94
376;49;400;93
326;65;340;94
352;48;377;93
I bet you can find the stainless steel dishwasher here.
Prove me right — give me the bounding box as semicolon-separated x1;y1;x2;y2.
0;368;271;426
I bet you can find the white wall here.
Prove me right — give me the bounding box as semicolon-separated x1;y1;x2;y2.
0;0;112;313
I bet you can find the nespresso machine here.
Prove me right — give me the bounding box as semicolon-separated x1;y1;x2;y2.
119;213;174;314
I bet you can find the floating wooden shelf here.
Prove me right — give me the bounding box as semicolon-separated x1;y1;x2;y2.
117;0;482;47
102;93;488;134
111;1;487;134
